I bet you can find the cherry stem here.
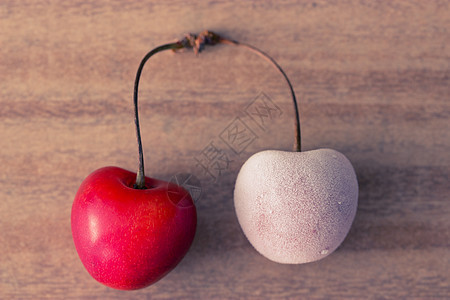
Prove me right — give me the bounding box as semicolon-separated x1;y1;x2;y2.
220;38;302;153
133;31;301;189
133;43;184;189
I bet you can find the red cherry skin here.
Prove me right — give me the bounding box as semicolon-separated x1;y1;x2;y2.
71;166;197;290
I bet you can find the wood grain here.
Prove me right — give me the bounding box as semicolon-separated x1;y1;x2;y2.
1;0;449;299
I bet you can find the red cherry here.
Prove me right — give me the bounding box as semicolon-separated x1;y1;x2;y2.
71;36;199;290
71;166;196;290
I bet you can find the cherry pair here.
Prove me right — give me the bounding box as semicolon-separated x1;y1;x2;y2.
71;32;358;290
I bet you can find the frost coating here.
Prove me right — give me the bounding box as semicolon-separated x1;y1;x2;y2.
234;149;358;264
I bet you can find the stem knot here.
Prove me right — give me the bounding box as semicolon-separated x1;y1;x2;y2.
177;31;222;55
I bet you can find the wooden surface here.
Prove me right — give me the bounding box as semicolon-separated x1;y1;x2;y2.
1;1;449;299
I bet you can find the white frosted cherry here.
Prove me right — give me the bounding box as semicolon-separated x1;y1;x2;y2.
234;148;358;264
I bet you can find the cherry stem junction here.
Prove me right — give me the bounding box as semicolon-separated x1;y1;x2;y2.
133;31;301;189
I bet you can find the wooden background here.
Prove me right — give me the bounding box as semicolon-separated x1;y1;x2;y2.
1;0;449;299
